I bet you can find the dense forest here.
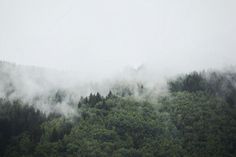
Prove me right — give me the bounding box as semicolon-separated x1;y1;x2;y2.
0;70;236;157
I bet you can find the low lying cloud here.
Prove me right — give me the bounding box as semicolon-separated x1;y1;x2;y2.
0;61;170;116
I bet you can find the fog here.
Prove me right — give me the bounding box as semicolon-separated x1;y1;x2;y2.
0;61;169;116
1;0;236;78
0;0;236;116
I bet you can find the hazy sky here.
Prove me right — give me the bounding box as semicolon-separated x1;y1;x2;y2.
0;0;236;77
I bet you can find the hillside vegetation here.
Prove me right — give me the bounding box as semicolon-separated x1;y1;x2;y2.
0;71;236;157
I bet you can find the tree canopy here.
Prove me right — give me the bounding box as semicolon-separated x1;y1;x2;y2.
0;70;236;157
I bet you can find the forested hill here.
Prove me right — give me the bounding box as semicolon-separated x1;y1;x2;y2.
0;62;236;157
0;61;163;116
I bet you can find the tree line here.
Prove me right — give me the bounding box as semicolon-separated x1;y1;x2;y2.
0;71;236;157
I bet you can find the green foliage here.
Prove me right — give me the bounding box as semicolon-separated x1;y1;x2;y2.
0;99;46;157
168;71;236;105
168;72;207;92
1;70;236;157
159;92;236;157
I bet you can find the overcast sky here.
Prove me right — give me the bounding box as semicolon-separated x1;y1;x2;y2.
0;0;236;77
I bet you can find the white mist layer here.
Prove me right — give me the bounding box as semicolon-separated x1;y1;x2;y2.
0;61;171;116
